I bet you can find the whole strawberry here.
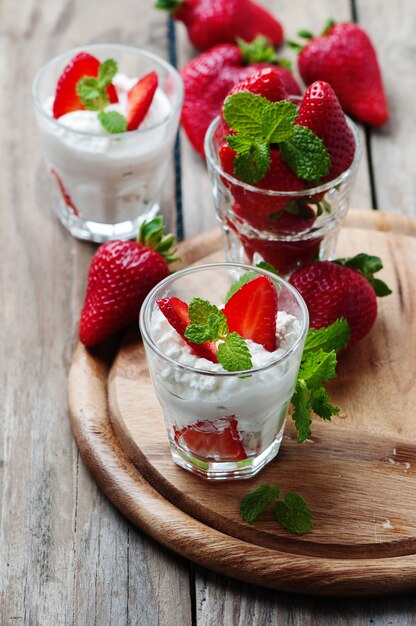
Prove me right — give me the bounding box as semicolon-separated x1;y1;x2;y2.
290;253;392;347
293;21;388;126
180;38;301;156
79;217;177;347
156;0;284;51
296;81;356;180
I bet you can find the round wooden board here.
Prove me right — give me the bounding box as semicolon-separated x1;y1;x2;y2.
69;210;416;597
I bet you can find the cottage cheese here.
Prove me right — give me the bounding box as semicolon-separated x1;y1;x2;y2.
149;308;303;456
38;73;174;225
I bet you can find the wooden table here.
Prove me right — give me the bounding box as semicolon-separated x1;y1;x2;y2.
1;0;415;623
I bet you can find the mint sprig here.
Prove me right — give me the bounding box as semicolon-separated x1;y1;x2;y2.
291;318;350;443
184;298;253;372
76;58;127;134
334;253;392;297
240;484;313;535
223;92;330;185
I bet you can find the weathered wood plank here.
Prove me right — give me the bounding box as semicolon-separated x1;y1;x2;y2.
355;0;416;215
0;0;191;624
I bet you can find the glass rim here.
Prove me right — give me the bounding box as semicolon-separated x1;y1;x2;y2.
139;262;309;377
204;112;362;197
32;43;184;139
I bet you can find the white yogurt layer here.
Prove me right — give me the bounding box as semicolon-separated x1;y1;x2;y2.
38;73;175;224
148;307;303;453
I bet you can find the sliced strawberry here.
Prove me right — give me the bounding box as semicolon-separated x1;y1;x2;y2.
223;275;278;351
126;71;158;131
157;297;218;363
53;52;118;119
174;417;247;461
50;168;79;216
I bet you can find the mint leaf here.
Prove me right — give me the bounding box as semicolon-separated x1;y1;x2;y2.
223;92;270;136
98;111;127;134
309;386;339;421
98;58;117;88
188;298;228;338
184;324;213;344
274;492;313;535
240;484;280;523
298;349;337;388
256;261;280;276
291;380;311;442
280;125;330;181
225;272;258;302
77;77;108;111
234;142;270;184
304;318;350;354
217;332;253;372
262;101;297;143
226;134;255;153
334;253;392;297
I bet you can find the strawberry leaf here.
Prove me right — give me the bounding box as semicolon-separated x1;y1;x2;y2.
334;253;392;297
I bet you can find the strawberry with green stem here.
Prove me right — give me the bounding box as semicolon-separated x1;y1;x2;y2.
180;37;301;156
79;217;177;347
290;20;389;127
155;0;284;51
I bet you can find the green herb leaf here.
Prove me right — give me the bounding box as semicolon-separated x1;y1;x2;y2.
280;125;331;181
334;253;392;297
240;484;280;523
262;100;297;143
98;58;118;88
304;318;350;354
291;379;311;443
98;111;127;134
184;324;213;344
274;492;313;534
188;298;220;325
77;77;108;111
217;332;253;372
223;92;270;136
298;349;337;388
256;261;280;275
234;142;270;184
309;386;339;421
226;134;256;153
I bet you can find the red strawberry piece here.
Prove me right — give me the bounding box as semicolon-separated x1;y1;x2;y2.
157;297;218;363
174;417;247;461
298;22;388;126
50;168;79;216
158;0;283;52
223;275;278;351
220;145;304;217
229;203;322;277
290;261;378;346
226;66;289;102
53;52;118;119
126;71;158;131
296;81;356;180
79;218;175;347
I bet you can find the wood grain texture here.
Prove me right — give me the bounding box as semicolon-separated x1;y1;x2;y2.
69;212;416;597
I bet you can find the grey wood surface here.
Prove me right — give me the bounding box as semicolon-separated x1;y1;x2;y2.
0;0;414;624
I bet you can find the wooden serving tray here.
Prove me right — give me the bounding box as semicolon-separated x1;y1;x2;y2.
68;210;416;597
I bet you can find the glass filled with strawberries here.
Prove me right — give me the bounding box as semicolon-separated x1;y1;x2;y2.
32;44;183;242
205;71;361;278
139;263;308;480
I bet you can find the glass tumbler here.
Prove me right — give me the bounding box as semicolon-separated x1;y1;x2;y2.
205;114;361;278
32;44;183;242
139;263;309;480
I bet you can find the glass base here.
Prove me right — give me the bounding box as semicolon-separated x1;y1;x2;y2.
169;423;285;481
57;202;159;243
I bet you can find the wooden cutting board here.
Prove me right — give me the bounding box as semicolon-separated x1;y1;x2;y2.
68;210;416;597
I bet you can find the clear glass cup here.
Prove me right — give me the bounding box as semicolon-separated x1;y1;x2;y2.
139;263;309;480
32;44;183;242
204;112;361;278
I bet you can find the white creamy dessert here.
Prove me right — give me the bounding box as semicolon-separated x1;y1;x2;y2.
150;307;302;457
